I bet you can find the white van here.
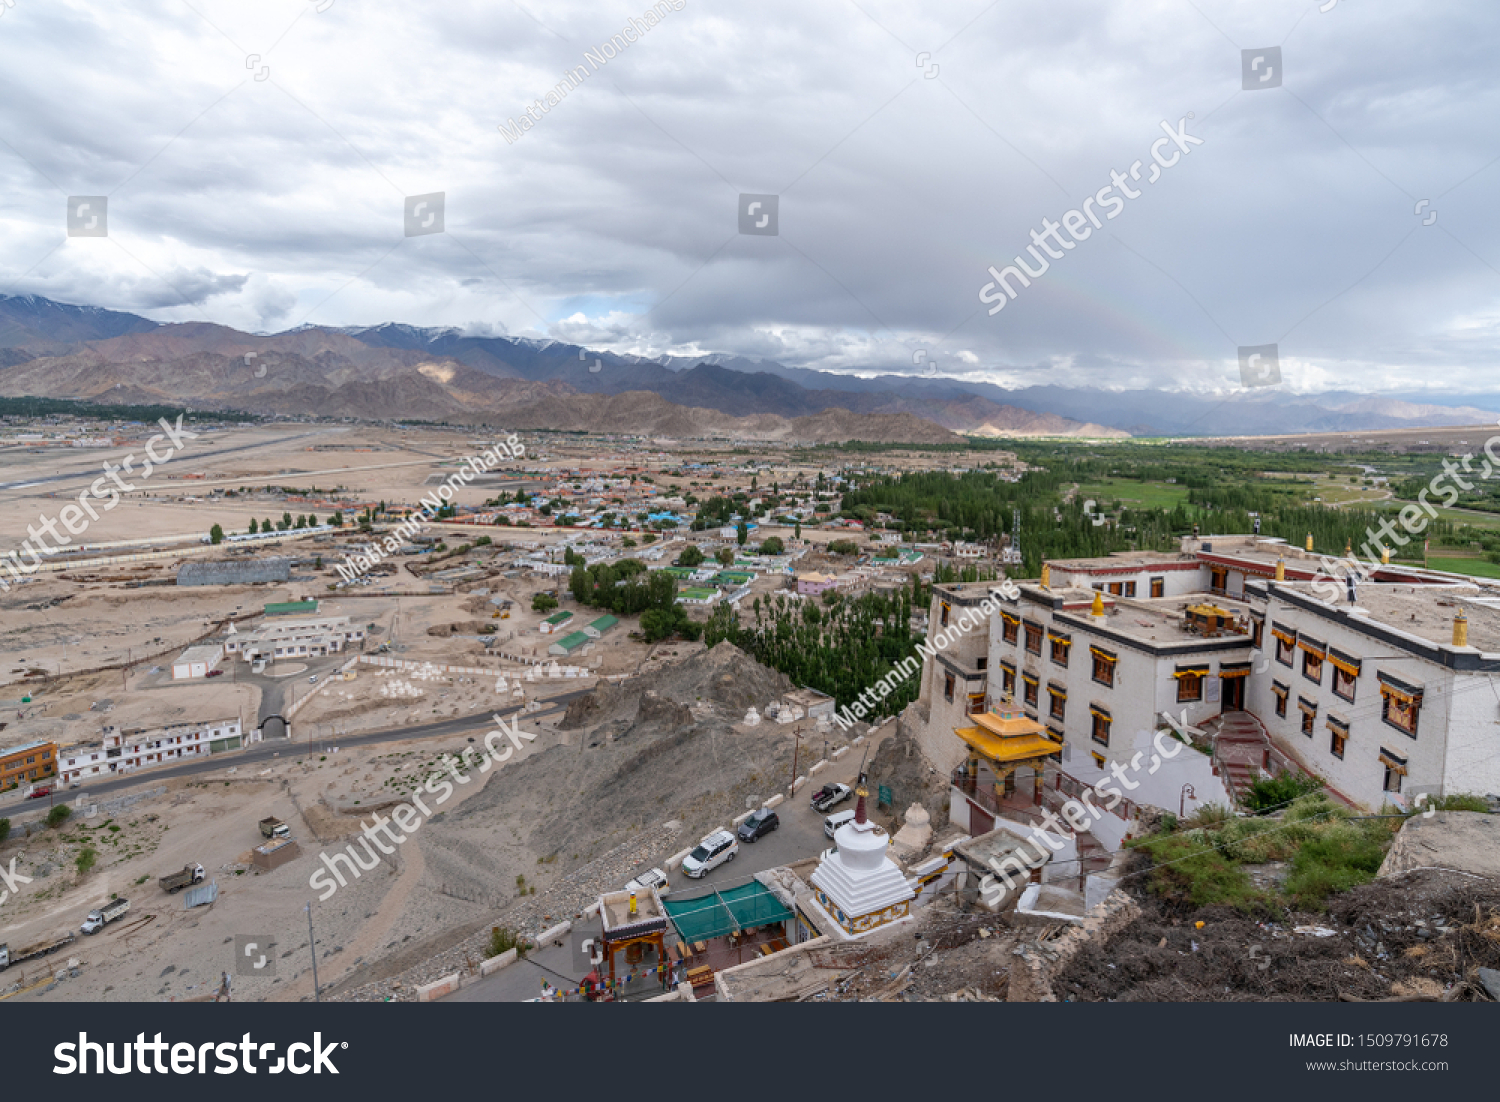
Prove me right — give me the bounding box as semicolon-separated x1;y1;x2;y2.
823;809;857;839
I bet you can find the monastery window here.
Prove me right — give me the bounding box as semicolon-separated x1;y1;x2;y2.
1380;748;1407;793
1049;633;1071;666
1271;681;1288;719
1001;612;1019;645
1378;675;1422;738
1024;622;1043;655
1298;697;1317;738
1090;646;1116;688
1022;673;1039;708
1090;706;1111;747
1330;727;1347;759
1150;577;1164;598
944;672;955;702
1329;649;1360;703
1174;665;1207;704
1048;684;1066;721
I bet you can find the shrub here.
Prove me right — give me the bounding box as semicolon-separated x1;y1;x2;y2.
487;926;527;959
1184;802;1231;829
46;805;71;828
531;592;558;613
1244;769;1324;813
0;818;9;844
1283;820;1390;907
76;847;97;874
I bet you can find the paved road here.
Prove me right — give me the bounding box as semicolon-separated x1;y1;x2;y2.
0;688;589;812
450;743;884;1002
0;430;328;494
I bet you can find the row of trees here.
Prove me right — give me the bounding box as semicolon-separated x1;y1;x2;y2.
702;583;926;722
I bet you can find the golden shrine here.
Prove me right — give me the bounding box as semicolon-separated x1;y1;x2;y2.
953;697;1064;806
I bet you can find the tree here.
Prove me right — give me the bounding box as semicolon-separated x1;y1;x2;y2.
794;521;801;540
248;518;258;534
736;520;749;547
532;592;558;613
643;532;657;544
331;511;343;527
264;518;274;534
677;545;705;567
715;547;736;566
283;511;293;529
758;536;784;556
0;818;9;844
209;524;224;545
46;804;71;828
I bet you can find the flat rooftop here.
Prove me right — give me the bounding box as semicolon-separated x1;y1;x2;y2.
1271;579;1500;653
1022;584;1257;646
599;887;667;931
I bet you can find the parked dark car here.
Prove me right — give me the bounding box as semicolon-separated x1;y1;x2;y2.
737;808;779;842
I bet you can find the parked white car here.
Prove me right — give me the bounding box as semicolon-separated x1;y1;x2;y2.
680;831;738;879
625;867;670;896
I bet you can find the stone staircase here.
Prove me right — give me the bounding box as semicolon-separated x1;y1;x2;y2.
1200;710;1271;805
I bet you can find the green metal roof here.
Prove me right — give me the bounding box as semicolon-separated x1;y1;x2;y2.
265;600;318;616
587;614;619;632
550;630;589;652
543;610;574;625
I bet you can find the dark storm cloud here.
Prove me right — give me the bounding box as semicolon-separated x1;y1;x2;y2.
0;0;1497;394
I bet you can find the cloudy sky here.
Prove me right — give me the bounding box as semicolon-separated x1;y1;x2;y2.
1;0;1498;395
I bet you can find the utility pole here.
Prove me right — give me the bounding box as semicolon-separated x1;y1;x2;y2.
789;728;801;799
306;902;321;1001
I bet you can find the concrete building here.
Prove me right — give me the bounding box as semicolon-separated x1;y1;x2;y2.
0;739;57;791
539;611;574;635
548;630;589;656
224;615;364;662
908;535;1500;816
795;571;839;596
583;614;618;639
59;719;243;784
171;644;224;681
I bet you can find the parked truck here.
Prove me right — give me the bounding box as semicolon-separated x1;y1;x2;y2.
258;817;290;839
81;897;130;934
159;863;205;894
0;932;76;971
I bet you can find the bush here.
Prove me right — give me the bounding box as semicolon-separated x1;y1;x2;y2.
1283;820;1391;908
1244;769;1324;813
76;847;97;874
487;926;527;959
1184;802;1231;829
46;805;71;828
0;818;8;844
531;592;559;613
757;536;784;555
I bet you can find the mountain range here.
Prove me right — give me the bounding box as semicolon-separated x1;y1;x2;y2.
0;294;1496;442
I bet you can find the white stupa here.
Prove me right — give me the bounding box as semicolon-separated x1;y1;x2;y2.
808;783;915;939
744;707;761;727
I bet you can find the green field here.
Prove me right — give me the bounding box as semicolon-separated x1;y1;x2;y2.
1075;479;1191;510
1425;556;1500;579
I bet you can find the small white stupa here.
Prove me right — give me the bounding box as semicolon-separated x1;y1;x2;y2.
744;706;761;727
809;777;915;939
889;803;933;860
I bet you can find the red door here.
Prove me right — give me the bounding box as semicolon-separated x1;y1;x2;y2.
968;800;994;835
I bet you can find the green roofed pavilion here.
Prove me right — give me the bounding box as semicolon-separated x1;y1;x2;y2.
661;881;793;944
